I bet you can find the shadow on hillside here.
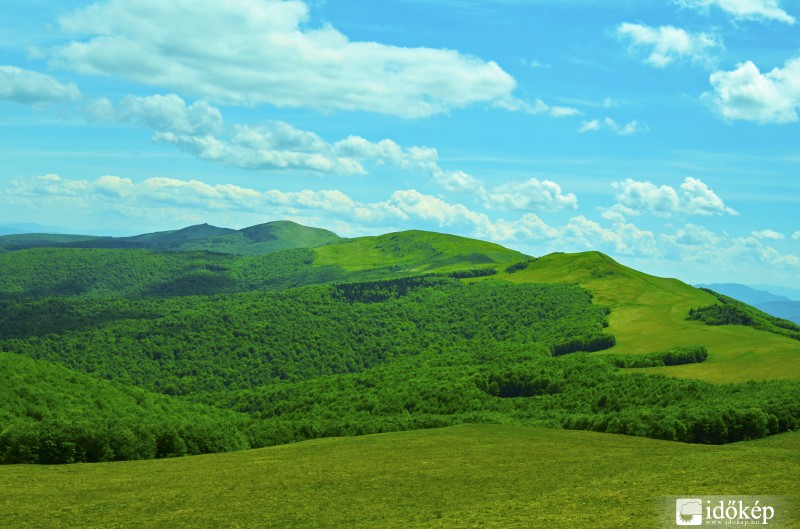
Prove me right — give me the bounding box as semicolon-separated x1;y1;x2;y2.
142;271;239;297
0;299;161;340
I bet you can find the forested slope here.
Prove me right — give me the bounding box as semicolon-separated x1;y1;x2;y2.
2;224;799;465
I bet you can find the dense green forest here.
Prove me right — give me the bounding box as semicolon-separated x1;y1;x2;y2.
1;224;799;465
1;279;610;394
0;247;352;299
2;271;799;464
0;352;254;464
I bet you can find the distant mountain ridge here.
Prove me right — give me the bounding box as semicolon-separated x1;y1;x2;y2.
0;220;343;256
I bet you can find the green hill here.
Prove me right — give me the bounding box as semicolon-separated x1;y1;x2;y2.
123;223;235;245
2;223;800;466
0;246;349;299
2;424;797;529
0;233;102;251
502;251;800;382
0;221;341;256
314;229;528;272
176;220;343;255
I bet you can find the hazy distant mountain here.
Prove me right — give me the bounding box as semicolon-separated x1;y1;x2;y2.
695;283;790;305
750;284;800;301
0;220;341;255
0;223;70;235
754;301;800;325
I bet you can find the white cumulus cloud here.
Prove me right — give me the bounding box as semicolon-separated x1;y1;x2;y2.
53;0;545;118
705;57;800;124
752;229;785;240
675;0;795;24
485;179;578;212
0;66;81;104
610;177;737;217
616;23;722;68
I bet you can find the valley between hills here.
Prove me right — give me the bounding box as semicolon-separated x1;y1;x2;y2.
1;220;798;528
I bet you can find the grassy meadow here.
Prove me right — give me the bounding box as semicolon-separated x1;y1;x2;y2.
502;251;800;382
1;424;797;529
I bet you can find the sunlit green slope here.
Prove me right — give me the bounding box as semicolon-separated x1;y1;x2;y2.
175;220;343;255
314;229;528;272
501;251;800;382
2;424;797;529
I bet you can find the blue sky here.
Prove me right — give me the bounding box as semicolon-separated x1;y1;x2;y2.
1;0;799;286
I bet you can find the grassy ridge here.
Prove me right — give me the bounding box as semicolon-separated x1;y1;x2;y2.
314;230;527;272
1;424;797;529
502;251;800;382
176;221;343;255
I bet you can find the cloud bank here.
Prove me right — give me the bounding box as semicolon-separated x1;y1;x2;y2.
0;66;81;104
56;0;531;118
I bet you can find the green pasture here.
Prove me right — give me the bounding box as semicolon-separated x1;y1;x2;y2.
1;424;796;529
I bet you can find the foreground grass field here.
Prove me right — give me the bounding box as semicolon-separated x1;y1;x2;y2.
1;424;797;529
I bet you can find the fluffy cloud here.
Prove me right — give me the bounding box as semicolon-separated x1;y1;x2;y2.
705;58;800;124
752;229;785;240
610;177;737;217
485;179;578;212
658;224;800;271
616;23;721;68
729;235;800;268
578;117;647;136
663;224;723;246
54;0;536;118
493;97;580;118
0;66;81;104
675;0;795;24
793;231;800;240
88;94;581;209
89;94;474;177
560;216;660;256
119;94;223;135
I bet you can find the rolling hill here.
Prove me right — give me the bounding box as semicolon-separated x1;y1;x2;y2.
2;220;800;529
1;220;799;470
313;229;528;272
123;223;235;244
176;220;343;255
0;221;342;255
501;251;800;382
